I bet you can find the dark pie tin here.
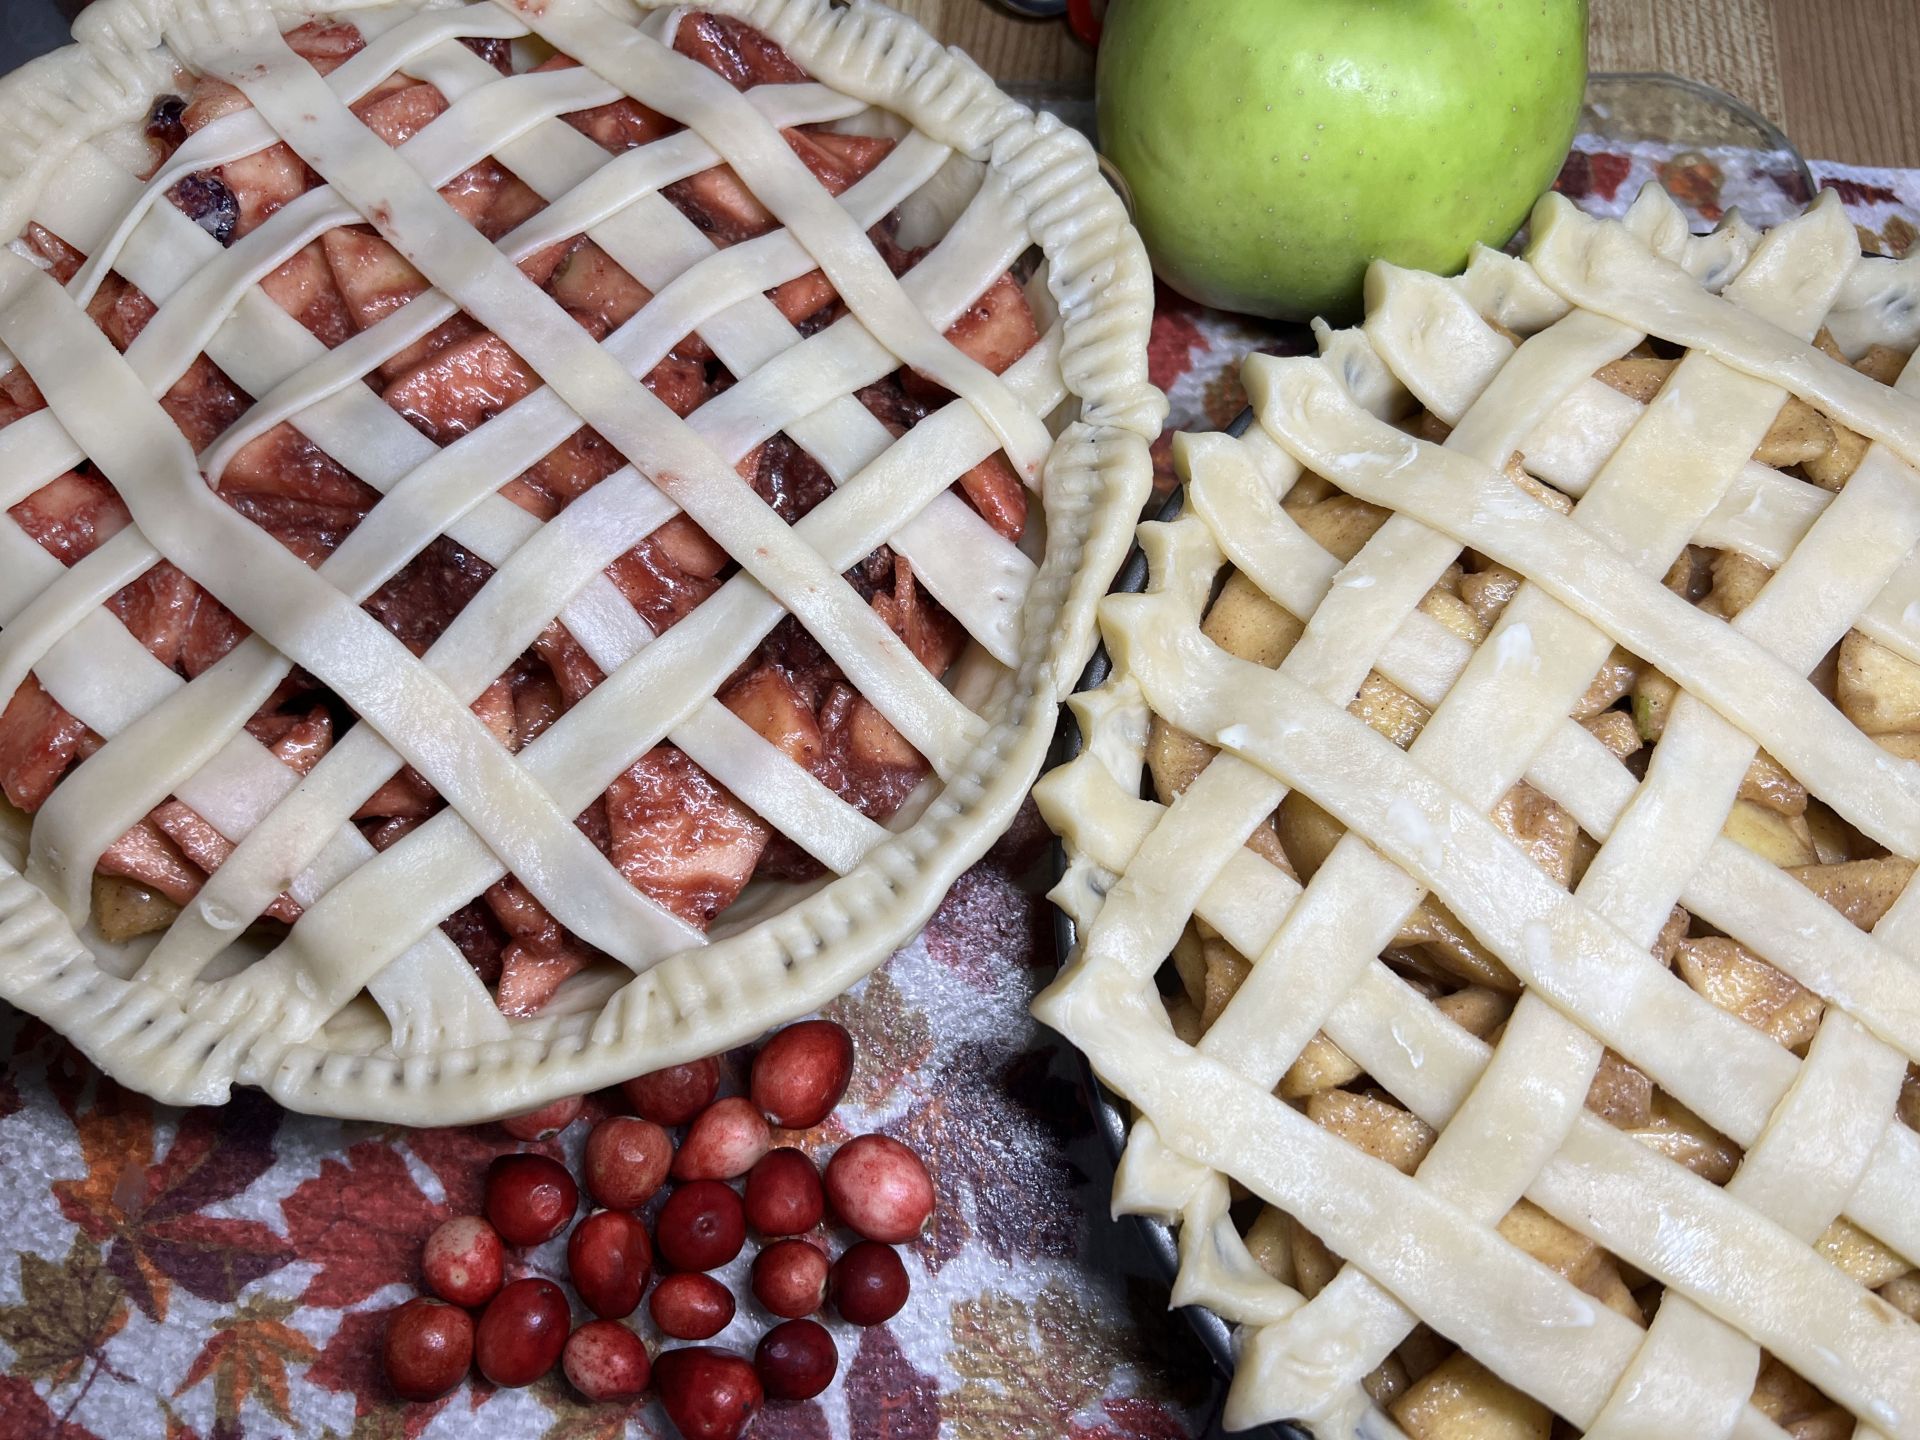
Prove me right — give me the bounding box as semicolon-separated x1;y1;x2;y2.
1048;411;1305;1439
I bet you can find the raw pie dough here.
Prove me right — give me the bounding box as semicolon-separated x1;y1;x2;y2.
0;0;1159;1120
1039;188;1920;1439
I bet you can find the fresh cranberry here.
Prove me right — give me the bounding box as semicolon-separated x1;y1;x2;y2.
655;1346;763;1440
754;1318;837;1401
823;1134;933;1243
622;1058;720;1126
750;1021;853;1129
830;1241;909;1326
672;1097;772;1182
421;1214;505;1308
650;1271;736;1340
751;1238;829;1319
583;1115;673;1210
743;1148;825;1237
655;1180;746;1272
567;1209;653;1319
562;1319;652;1402
501;1094;584;1141
485;1152;578;1247
474;1278;569;1388
383;1298;472;1402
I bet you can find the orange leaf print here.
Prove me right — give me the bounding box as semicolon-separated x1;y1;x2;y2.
51;1088;289;1321
175;1293;318;1427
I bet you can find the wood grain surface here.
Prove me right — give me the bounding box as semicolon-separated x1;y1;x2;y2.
894;0;1919;168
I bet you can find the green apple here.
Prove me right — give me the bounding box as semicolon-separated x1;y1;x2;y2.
1097;0;1587;320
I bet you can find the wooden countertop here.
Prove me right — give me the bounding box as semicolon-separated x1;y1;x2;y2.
892;0;1920;170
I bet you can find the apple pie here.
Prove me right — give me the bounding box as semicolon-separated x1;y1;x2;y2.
1039;186;1920;1437
0;0;1158;1120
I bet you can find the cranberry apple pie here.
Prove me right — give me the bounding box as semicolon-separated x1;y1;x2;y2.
1040;189;1920;1436
0;0;1158;1119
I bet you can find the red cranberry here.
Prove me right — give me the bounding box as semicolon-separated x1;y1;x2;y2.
655;1180;746;1272
501;1093;584;1141
750;1021;854;1129
823;1134;933;1243
830;1241;909;1326
673;1097;772;1182
743;1148;824;1237
383;1298;472;1402
622;1058;720;1126
583;1115;673;1210
421;1215;505;1308
485;1152;578;1247
655;1346;763;1440
650;1271;736;1340
751;1238;829;1319
562;1319;651;1402
567;1209;653;1319
754;1318;838;1401
475;1278;569;1388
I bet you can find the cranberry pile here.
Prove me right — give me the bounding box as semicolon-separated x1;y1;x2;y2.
380;1020;929;1437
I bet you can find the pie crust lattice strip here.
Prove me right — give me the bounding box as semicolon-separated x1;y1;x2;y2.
1037;187;1920;1439
0;0;1160;1121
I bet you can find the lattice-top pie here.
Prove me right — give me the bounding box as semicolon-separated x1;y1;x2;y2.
0;0;1158;1121
1038;187;1920;1438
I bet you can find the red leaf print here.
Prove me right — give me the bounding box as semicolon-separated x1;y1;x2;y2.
1823;176;1902;208
1554;149;1633;203
402;1125;542;1216
893;1044;1085;1271
751;1400;831;1440
922;863;1047;990
280;1140;442;1307
1073;1395;1197;1440
1146;294;1207;393
1587;151;1634;201
135;1211;293;1312
52;1087;288;1320
0;1376;103;1440
846;1328;940;1440
983;793;1053;874
308;1305;453;1437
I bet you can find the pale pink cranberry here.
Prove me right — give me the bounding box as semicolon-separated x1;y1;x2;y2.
831;1241;909;1326
622;1058;720;1126
823;1134;934;1243
562;1319;651;1402
673;1097;772;1182
750;1021;853;1129
754;1318;837;1401
655;1346;763;1440
650;1271;736;1340
383;1297;472;1402
655;1180;746;1272
743;1148;824;1237
751;1237;829;1319
583;1115;673;1210
421;1215;505;1308
567;1209;653;1320
484;1153;578;1247
500;1093;584;1141
475;1278;569;1388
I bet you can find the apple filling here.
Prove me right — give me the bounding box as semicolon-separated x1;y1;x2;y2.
0;12;1040;1018
1145;332;1920;1438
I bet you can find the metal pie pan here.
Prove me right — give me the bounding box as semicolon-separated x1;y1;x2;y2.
1048;410;1306;1439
